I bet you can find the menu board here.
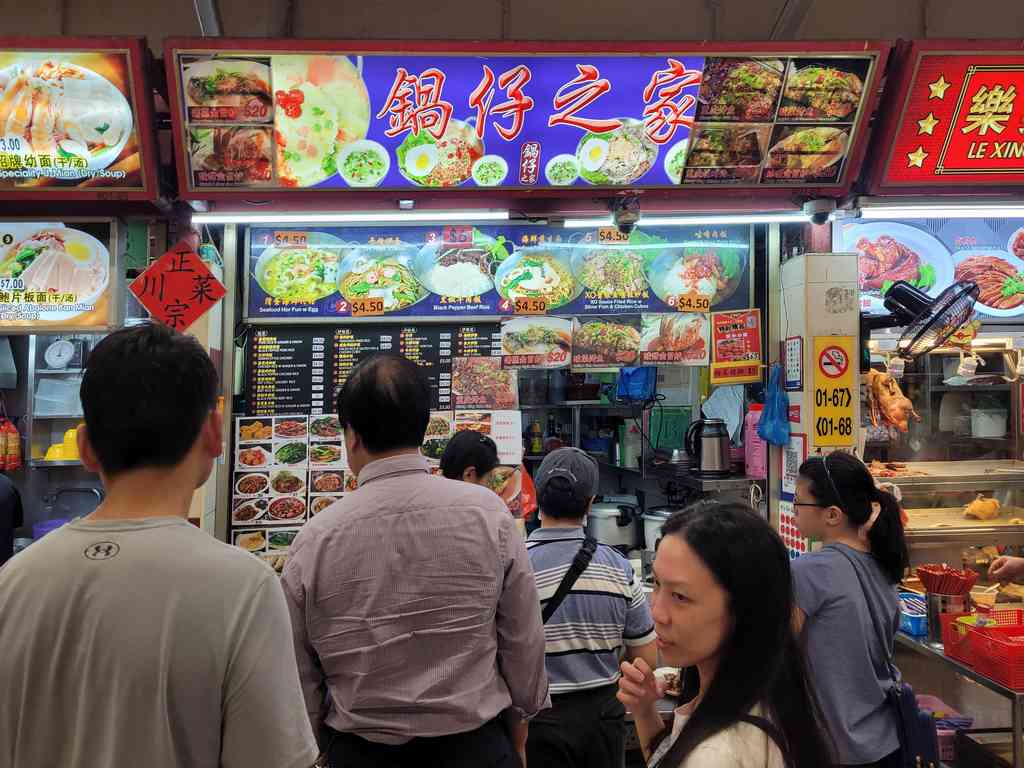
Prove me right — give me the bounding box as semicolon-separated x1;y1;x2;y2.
247;322;502;415
0;221;113;329
710;309;762;385
877;47;1024;190
167;43;880;194
837;217;1024;321
0;40;155;198
246;224;752;320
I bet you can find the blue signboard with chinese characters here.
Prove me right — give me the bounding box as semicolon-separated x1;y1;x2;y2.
170;47;876;192
246;224;750;320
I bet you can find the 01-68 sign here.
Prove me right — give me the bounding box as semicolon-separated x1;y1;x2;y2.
812;336;855;447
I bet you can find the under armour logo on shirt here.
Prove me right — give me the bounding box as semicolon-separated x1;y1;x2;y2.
84;542;120;561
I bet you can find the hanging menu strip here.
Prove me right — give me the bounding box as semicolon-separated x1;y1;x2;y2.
248;323;502;416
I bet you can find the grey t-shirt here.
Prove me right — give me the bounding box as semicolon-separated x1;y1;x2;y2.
792;543;900;765
0;517;319;768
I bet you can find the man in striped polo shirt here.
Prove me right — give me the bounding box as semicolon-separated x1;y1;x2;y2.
525;448;657;768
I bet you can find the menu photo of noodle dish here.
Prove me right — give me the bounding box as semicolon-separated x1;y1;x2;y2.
0;221;112;328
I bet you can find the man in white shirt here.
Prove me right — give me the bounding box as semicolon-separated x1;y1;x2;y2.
0;323;319;768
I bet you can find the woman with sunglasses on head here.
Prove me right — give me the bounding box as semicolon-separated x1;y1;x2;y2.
440;430;500;485
618;501;834;768
792;452;909;768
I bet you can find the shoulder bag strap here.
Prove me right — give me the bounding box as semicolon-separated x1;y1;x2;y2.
541;537;598;624
738;714;795;768
833;546;900;685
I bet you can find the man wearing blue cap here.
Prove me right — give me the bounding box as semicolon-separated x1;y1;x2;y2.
525;447;657;768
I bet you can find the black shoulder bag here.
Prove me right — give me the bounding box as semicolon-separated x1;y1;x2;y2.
541;536;598;624
834;547;938;767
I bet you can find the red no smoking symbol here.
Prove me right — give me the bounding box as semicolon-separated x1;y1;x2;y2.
818;346;848;379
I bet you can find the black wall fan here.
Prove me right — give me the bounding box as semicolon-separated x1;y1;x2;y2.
860;280;979;372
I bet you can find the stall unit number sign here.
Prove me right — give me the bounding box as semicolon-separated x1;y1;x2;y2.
812;336;855;447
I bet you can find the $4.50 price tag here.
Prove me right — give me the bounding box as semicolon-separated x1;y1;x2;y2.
812;336;856;447
351;297;385;317
514;297;547;315
673;292;711;313
598;227;630;244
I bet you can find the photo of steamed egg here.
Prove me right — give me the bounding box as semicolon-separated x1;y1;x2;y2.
404;144;439;178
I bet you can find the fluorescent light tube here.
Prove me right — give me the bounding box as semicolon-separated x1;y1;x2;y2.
860;205;1024;219
563;212;809;228
191;210;510;225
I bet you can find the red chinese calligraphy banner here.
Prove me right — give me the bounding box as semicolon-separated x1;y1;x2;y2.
164;39;887;198
0;37;158;201
876;42;1024;190
130;241;226;332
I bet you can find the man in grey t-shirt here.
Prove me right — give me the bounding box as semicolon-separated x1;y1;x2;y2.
0;324;318;768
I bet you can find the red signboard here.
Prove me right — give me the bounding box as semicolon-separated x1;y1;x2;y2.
710;309;762;385
876;42;1024;190
129;241;226;331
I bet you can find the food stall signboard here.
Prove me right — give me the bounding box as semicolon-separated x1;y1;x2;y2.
166;41;880;195
245;224;752;320
129;241;226;332
0;221;114;330
0;39;157;200
838;217;1024;321
710;309;761;385
812;336;855;447
879;49;1024;188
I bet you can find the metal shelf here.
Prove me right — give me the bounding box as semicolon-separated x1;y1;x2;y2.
35;368;84;375
930;384;1012;393
32;413;83;420
30;460;83;468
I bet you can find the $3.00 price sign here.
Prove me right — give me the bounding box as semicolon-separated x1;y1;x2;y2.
812;336;856;447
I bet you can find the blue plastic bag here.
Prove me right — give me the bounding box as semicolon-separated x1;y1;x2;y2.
757;362;790;447
616;367;657;403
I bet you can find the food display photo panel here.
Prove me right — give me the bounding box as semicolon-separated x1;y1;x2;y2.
640;313;710;365
761;123;850;185
839;217;1024;321
501;317;572;369
451;356;518;410
777;58;869;122
572;315;642;370
696;57;785;123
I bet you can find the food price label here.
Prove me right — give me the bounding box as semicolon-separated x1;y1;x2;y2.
514;297;547;315
350;297;385;317
273;231;308;248
598;227;630;244
673;292;711;313
812;336;855;447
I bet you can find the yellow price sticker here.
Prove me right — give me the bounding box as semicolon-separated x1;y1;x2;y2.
674;293;711;312
514;297;547;315
350;297;385;317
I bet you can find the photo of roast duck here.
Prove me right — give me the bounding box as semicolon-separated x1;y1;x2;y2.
857;236;921;291
867;369;920;433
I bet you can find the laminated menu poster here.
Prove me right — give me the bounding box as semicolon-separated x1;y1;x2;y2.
710;309;762;385
422;410;523;467
245;224;751;320
0;221;113;329
168;46;878;194
839;217;1024;322
572;315;642;371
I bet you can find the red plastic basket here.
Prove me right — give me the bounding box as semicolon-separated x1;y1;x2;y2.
940;612;973;664
972;624;1024;690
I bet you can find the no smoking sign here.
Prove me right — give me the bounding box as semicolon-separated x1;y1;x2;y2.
818;345;849;379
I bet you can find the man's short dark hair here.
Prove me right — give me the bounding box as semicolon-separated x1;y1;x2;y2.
336;353;430;453
80;322;218;476
539;478;592;520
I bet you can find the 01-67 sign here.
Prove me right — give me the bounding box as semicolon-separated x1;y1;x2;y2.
812;336;855;447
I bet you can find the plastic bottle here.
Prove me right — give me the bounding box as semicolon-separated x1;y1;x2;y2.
744;403;767;480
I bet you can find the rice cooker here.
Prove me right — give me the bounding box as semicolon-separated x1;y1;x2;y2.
586;495;640;550
642;506;680;552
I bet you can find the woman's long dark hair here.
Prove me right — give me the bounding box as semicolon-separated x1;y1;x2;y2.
798;452;909;583
655;502;834;768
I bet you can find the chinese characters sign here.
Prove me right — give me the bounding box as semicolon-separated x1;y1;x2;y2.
0;222;113;329
0;43;152;196
130;241;226;331
246;224;751;321
710;309;762;385
881;50;1024;187
168;45;877;193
